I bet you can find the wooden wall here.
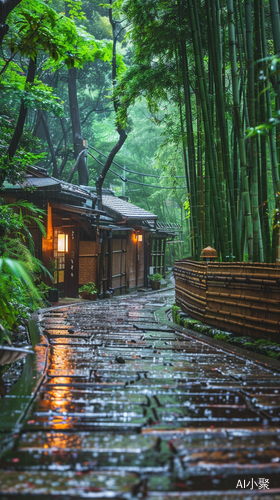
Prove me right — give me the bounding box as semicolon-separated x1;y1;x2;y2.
79;230;146;296
175;260;280;341
126;231;145;291
111;233;127;293
79;240;101;286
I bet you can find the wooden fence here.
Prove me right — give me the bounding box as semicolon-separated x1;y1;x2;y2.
174;260;280;341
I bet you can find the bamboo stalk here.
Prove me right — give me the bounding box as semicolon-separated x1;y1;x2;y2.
187;0;227;260
207;0;240;260
245;0;263;261
227;0;254;261
178;0;200;259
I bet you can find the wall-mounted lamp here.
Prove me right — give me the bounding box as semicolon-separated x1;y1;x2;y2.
133;232;143;243
58;233;69;252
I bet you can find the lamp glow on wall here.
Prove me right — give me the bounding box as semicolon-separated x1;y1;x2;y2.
58;233;68;252
133;233;143;243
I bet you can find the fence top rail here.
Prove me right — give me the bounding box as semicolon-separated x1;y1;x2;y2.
175;260;207;269
175;260;280;275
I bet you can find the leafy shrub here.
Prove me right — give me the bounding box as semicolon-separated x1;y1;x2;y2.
172;305;180;322
265;350;280;360
0;200;49;342
214;332;231;342
149;273;162;281
254;339;277;346
79;282;98;294
0;258;43;339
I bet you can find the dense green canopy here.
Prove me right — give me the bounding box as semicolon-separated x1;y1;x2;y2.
1;0;280;262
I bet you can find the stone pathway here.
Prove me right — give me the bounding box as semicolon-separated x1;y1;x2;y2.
0;289;280;498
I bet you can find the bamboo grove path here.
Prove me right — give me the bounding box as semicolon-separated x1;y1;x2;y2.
1;288;280;498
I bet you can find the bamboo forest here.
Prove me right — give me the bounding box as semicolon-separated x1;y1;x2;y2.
1;0;280;263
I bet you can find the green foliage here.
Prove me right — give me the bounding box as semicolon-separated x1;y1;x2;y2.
79;282;98;294
36;280;51;297
0;0;126;186
5;0;77;63
0;200;50;340
149;273;162;281
214;332;231;342
0;200;46;255
3;0;117;72
254;338;276;346
183;197;191;220
48;258;56;279
110;0;280;262
0;257;43;337
0;105;46;183
114;62;176;128
265;350;280;360
172;305;180;322
170;302;280;362
65;0;87;21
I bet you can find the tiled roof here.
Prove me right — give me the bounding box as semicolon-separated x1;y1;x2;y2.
3;176;60;189
3;175;96;201
102;194;157;221
59;180;96;199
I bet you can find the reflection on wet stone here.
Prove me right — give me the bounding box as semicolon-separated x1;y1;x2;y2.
1;289;280;496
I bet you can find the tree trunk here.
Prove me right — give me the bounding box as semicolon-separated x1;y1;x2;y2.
0;57;36;187
0;0;22;45
96;128;127;209
40;111;59;178
96;0;127;208
68;67;89;185
7;58;36;160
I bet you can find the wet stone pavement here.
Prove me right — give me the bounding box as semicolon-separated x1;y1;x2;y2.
1;288;280;499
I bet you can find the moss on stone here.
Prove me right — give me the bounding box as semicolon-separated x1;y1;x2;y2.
169;304;280;363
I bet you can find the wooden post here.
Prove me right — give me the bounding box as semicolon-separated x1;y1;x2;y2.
276;223;280;264
162;238;167;278
158;237;162;273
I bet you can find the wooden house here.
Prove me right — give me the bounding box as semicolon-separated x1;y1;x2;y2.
2;167;178;298
2;167;100;298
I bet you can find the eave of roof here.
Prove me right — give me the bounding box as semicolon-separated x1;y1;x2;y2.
102;194;157;221
2;175;98;205
2;177;60;190
50;202;104;217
